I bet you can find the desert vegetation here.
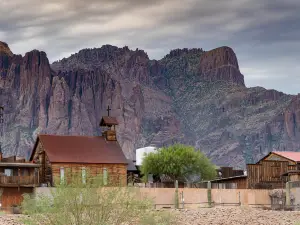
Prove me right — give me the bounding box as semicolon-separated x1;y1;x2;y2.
20;171;177;225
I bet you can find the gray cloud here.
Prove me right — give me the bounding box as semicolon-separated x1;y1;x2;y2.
0;0;299;94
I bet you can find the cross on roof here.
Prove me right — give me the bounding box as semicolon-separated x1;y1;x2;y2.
107;105;111;117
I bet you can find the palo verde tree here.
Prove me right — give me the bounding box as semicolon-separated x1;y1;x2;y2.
141;144;217;183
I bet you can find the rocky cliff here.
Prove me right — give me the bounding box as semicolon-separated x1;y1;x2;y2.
0;41;299;168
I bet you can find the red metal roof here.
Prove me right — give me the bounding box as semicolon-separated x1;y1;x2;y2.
273;151;300;162
100;116;119;126
30;135;127;164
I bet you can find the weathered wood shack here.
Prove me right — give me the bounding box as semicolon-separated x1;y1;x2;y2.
29;114;128;187
247;151;300;189
0;153;40;209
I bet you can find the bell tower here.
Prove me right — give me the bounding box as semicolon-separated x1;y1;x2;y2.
99;105;118;141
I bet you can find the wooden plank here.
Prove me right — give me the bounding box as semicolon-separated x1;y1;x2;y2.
247;160;289;189
0;187;34;208
51;163;127;186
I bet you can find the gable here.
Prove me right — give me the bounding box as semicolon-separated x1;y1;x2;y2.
31;140;46;163
260;152;296;164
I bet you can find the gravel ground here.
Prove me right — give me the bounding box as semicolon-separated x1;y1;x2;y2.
1;207;300;225
175;207;300;225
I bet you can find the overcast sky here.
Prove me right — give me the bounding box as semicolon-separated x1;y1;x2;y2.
0;0;299;94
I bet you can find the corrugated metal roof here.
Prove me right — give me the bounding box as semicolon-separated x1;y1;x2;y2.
100;116;119;126
31;135;127;164
273;151;300;162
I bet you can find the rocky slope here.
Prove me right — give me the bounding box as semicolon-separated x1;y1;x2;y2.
0;41;300;168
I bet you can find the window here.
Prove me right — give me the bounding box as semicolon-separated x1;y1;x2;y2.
4;169;13;177
60;167;65;184
82;167;86;184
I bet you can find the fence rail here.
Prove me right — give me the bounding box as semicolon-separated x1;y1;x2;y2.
0;175;37;186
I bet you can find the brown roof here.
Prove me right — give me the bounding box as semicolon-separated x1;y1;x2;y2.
100;116;119;126
30;135;127;164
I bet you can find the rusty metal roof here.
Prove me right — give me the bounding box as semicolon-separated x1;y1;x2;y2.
30;135;127;164
272;151;300;162
100;116;119;126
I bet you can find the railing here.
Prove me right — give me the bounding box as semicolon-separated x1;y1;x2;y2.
0;175;38;186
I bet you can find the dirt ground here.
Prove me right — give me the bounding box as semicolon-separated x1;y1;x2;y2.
175;206;300;225
1;207;300;225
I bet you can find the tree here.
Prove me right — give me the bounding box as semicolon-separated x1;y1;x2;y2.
140;144;216;183
20;171;177;225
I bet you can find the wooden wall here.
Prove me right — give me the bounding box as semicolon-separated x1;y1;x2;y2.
0;187;34;208
32;141;52;186
247;160;289;189
212;177;248;189
51;163;127;186
194;177;248;189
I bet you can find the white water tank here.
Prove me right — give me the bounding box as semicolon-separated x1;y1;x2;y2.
135;146;157;166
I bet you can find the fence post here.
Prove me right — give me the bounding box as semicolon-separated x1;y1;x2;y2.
175;180;179;209
286;181;291;207
207;181;212;207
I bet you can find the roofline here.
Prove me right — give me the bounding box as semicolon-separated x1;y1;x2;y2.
281;170;300;176
0;163;41;167
256;151;297;164
29;136;40;161
51;161;128;165
201;175;247;183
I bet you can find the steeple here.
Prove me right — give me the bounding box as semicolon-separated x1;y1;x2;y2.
99;105;118;141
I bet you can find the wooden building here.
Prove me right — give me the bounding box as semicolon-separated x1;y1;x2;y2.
216;167;244;179
0;153;40;209
198;175;247;189
29;112;128;187
202;151;300;189
247;151;300;189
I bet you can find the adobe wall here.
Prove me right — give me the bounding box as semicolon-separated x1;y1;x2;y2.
35;187;271;209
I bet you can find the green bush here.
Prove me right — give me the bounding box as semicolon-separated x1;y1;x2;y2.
21;170;177;225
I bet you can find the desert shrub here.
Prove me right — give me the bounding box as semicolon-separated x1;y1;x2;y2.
21;171;177;225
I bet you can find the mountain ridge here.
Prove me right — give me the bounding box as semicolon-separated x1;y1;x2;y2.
0;41;299;168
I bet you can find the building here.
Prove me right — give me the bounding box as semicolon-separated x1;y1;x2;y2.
199;151;300;189
0;153;40;209
0;106;40;209
247;151;300;189
29;111;128;187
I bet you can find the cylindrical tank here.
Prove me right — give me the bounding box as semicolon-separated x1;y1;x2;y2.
135;146;157;166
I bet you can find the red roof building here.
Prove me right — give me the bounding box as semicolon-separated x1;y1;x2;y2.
30;113;128;187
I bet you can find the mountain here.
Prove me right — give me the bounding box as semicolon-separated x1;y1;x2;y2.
0;41;300;168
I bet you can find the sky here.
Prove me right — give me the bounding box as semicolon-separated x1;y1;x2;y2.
0;0;299;94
